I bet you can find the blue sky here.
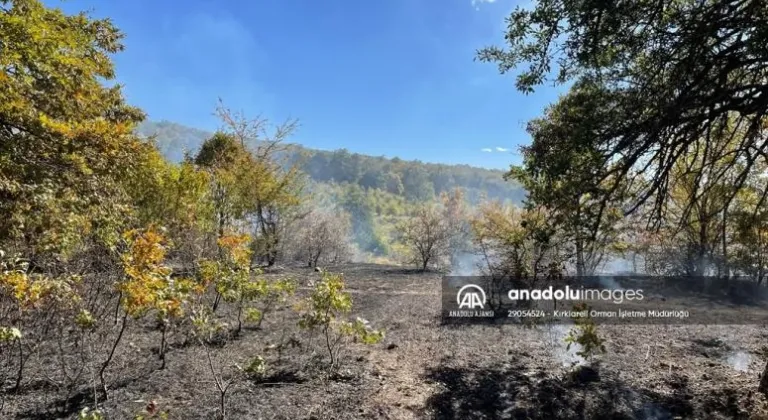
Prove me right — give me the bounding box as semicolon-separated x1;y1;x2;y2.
51;0;564;169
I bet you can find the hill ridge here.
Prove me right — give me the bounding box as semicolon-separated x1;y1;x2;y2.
138;120;525;204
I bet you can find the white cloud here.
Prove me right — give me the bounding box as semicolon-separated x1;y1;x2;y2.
496;147;509;152
472;0;497;9
481;148;493;152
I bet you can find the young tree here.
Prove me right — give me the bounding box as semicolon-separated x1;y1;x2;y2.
214;104;305;267
101;226;176;395
287;208;353;268
297;272;383;369
440;188;472;270
400;204;452;271
470;201;567;284
194;132;259;242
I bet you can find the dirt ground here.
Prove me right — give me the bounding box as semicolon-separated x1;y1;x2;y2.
4;263;768;419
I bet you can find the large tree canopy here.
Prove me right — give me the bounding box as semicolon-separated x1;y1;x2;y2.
0;0;146;258
479;0;768;225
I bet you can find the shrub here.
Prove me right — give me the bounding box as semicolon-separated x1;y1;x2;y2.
0;251;83;391
285;207;353;267
199;233;295;335
565;303;606;362
241;355;267;378
297;272;384;369
78;407;105;420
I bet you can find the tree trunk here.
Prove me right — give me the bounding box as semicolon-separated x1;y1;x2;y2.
574;199;585;277
159;323;167;370
100;311;128;398
721;207;729;278
13;338;24;392
236;300;243;336
631;252;638;274
759;359;768;395
697;214;708;276
575;237;585;277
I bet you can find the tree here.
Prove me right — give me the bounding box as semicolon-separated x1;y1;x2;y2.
479;0;768;227
628;124;754;277
0;0;147;262
126;145;215;264
250;169;304;266
732;188;768;284
193;106;305;267
214;104;304;266
287;208;352;268
469;201;568;309
508;82;627;275
440;188;472;269
194;131;256;242
400;204;452;271
470;201;567;284
480;0;768;393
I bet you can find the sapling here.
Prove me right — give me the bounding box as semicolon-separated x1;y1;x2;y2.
101;227;175;396
199;234;296;336
78;407;105;420
0;252;82;392
297;272;384;369
191;304;245;420
565;303;606;363
154;276;198;369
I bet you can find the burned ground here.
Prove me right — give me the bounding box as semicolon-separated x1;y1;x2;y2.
3;263;768;419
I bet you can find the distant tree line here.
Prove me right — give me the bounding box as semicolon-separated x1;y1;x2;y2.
138;121;526;206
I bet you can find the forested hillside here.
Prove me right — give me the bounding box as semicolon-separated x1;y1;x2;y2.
138;121;525;205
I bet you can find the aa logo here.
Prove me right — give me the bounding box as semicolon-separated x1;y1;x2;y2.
457;284;486;309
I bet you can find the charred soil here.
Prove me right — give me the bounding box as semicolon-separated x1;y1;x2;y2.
3;263;768;419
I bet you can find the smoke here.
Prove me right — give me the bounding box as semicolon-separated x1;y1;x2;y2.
599;256;635;274
598;276;625;291
725;350;751;372
543;323;584;367
297;182;388;264
450;251;484;276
